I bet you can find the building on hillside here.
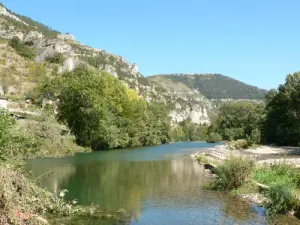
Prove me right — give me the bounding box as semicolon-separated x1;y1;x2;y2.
0;96;8;110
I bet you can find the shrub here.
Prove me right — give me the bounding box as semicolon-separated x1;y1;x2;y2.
9;37;36;59
208;156;254;191
247;128;261;144
206;132;222;143
228;139;250;150
45;53;64;64
265;183;298;215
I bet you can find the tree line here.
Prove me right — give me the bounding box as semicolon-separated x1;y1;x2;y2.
208;72;300;147
36;68;300;150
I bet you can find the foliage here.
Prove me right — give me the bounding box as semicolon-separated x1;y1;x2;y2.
27;62;48;83
253;163;300;188
45;53;65;64
263;72;300;146
253;163;300;215
207;156;254;191
265;184;298;216
150;74;267;99
38;68;171;150
0;110;15;150
9;37;36;59
196;154;218;166
0;165;128;225
170;120;208;141
206;132;222;143
212;101;265;144
0;108;89;161
228;139;250;150
0;111;40;160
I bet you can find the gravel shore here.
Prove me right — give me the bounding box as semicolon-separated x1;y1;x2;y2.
192;144;300;167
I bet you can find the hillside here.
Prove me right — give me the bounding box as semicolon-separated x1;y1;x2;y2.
0;3;266;125
149;74;267;100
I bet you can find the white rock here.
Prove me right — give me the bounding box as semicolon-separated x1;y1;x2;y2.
0;6;28;25
57;33;76;41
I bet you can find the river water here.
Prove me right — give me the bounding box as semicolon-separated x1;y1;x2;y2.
26;142;297;225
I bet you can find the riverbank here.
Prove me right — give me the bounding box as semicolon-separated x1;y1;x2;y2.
192;143;300;220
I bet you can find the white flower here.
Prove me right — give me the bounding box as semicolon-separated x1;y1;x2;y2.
59;189;68;198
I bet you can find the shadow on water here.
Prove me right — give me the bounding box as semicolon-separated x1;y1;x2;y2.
26;142;296;225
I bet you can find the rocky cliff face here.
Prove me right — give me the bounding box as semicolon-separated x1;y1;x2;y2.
0;4;266;125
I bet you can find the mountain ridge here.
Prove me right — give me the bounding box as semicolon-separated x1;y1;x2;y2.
149;73;267;100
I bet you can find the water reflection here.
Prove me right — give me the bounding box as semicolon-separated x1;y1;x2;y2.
28;156;268;224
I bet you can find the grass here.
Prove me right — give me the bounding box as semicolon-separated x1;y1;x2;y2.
196;153;219;167
265;183;299;216
231;181;260;195
206;156;254;191
252;163;300;216
253;163;300;188
196;154;211;164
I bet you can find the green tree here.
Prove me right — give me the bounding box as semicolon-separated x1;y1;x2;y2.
39;68;171;150
9;37;36;59
263;72;300;146
213;101;265;143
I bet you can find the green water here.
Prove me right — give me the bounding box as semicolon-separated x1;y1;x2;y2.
26;142;297;225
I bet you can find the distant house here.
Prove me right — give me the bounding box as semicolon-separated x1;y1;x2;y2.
0;96;8;110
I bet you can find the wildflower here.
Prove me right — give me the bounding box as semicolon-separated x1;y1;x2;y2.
59;189;68;198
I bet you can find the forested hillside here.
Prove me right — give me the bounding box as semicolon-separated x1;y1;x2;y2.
149;74;267;100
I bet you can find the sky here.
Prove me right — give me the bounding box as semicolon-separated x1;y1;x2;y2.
2;0;300;90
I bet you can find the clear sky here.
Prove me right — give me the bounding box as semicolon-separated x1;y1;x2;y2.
3;0;300;90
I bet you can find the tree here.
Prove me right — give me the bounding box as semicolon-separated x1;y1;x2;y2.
263;72;300;146
213;101;265;143
39;68;171;150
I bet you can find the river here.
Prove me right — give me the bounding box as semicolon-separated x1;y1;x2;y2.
26;142;296;225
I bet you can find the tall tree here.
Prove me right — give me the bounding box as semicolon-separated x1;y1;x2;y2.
263;72;300;146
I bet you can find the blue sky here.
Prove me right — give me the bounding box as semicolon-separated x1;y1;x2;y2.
3;0;300;90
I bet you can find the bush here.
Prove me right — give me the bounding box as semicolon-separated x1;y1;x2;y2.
9;37;36;59
45;53;64;64
206;132;222;143
247;128;261;144
265;183;298;215
228;139;250;150
208;156;254;191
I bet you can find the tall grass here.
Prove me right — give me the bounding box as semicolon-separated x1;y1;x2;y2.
265;183;299;216
207;156;254;191
253;163;300;216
